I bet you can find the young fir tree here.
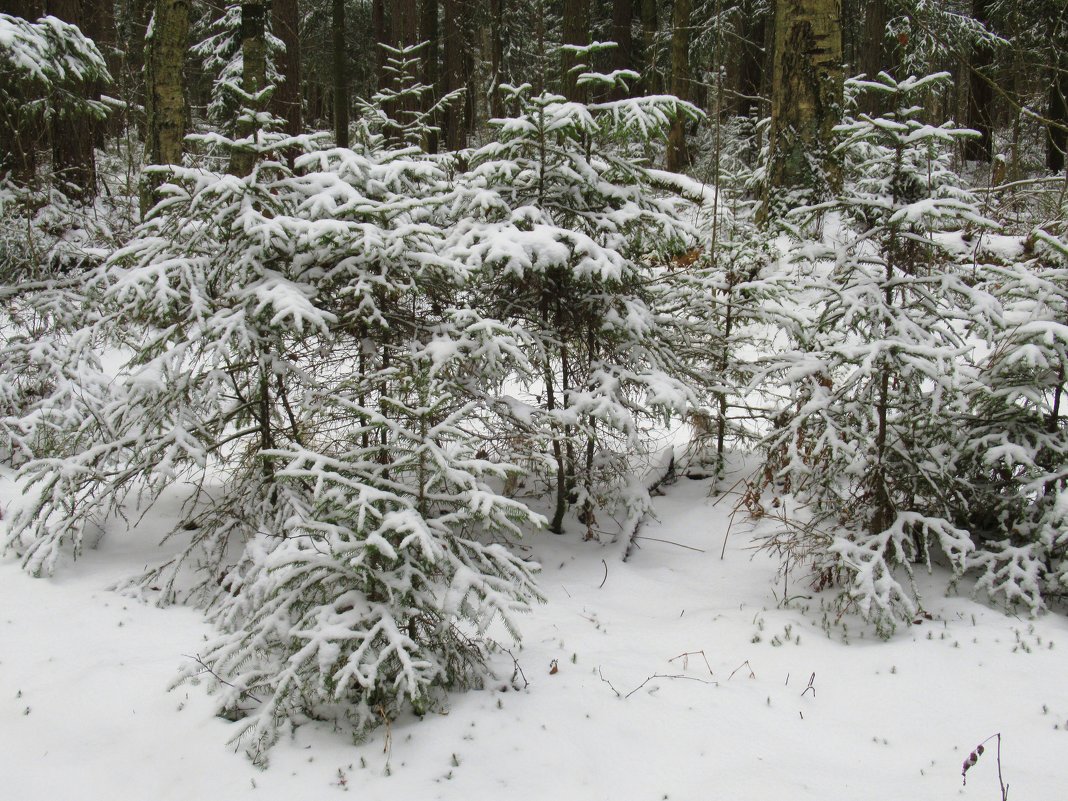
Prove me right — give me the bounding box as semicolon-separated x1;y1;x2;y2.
754;73;996;631
4;116;543;760
447;64;704;536
960;226;1068;611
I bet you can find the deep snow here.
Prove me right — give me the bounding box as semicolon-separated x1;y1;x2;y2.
2;465;1067;800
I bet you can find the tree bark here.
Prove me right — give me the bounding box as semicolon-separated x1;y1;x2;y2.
964;0;993;162
560;0;590;102
489;0;504;117
47;0;98;199
665;0;692;172
332;0;349;147
270;0;302;142
142;0;189;213
763;0;843;217
419;0;439;152
857;0;890;114
229;0;266;176
442;0;463;149
1047;13;1068;172
734;6;766;119
609;0;633;99
640;0;658;94
0;0;45;185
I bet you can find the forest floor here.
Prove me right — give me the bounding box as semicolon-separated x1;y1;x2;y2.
1;462;1066;800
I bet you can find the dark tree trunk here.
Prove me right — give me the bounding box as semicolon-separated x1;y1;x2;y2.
609;0;633;99
82;0;118;142
419;0;439;152
858;0;890;114
561;0;590;102
640;0;658;94
332;0;349;147
372;0;388;87
0;0;45;185
489;0;504;117
442;0;464;149
735;6;766;118
964;0;993;162
229;0;266;176
1047;14;1068;172
270;0;302;142
665;0;692;172
47;0;98;199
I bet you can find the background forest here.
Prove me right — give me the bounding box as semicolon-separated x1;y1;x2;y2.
2;0;1067;763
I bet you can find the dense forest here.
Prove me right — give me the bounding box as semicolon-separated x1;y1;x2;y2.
2;0;1067;761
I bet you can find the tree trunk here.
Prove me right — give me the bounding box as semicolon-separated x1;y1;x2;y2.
665;0;692;172
332;0;349;147
1047;17;1068;172
442;0;464;149
372;0;388;89
47;0;97;199
858;0;889;114
0;0;45;186
735;7;766;119
141;0;189;214
964;0;993;163
82;0;118;142
561;0;590;102
762;0;843;218
489;0;504;117
270;0;302;142
640;0;658;94
419;0;439;152
609;0;633;99
229;0;266;176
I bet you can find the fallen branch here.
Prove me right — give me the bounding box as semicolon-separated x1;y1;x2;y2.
598;558;608;589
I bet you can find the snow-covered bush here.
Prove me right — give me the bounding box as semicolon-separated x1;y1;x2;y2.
754;73;996;631
4;124;543;760
960;227;1068;611
449;78;705;535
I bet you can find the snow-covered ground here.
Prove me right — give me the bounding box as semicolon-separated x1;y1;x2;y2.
2;465;1066;800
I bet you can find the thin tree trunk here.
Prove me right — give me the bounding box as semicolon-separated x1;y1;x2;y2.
229;0;266;176
270;0;302;142
419;0;439;152
489;0;504;117
665;0;692;172
47;0;97;199
640;0;658;95
964;0;993;163
442;0;464;149
332;0;349;147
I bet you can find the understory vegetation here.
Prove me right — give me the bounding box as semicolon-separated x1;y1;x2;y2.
2;3;1067;763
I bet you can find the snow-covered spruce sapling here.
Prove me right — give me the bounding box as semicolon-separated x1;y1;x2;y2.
0;13;111;193
753;73;996;632
6;121;545;760
449;75;704;535
959;226;1068;611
